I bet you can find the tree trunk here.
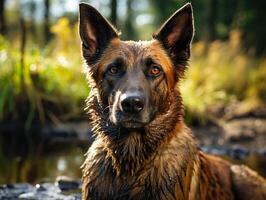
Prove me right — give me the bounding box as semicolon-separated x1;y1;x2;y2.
124;0;136;40
204;0;218;43
0;0;6;35
29;0;37;40
110;0;117;26
44;0;51;43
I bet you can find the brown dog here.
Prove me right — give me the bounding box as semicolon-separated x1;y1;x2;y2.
79;3;266;200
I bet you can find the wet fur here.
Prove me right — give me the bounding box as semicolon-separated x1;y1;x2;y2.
79;3;266;200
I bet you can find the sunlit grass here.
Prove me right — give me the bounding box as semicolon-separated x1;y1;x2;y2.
181;30;266;122
0;23;265;125
0;18;89;126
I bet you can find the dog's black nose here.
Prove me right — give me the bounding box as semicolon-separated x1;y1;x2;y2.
121;95;144;114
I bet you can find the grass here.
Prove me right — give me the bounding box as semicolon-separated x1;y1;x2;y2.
0;18;89;126
181;30;266;123
0;21;265;126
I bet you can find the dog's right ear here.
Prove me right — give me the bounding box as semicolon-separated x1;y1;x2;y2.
79;3;119;64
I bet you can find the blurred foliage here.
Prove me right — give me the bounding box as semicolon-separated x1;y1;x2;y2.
1;0;266;185
181;30;266;123
0;0;266;125
148;0;266;55
0;18;88;126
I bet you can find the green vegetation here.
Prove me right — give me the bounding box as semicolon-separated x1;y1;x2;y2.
0;0;266;126
1;21;265;126
1;0;266;185
182;30;266;122
0;19;88;126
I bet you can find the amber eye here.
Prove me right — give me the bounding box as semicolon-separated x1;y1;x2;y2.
149;65;162;76
108;66;119;75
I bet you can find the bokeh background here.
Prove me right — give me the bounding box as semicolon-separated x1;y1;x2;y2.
0;0;266;184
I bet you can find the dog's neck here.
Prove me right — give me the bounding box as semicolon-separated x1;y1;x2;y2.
84;89;200;199
86;89;193;175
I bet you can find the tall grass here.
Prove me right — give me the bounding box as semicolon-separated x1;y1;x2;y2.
181;30;266;122
0;23;265;125
0;18;88;126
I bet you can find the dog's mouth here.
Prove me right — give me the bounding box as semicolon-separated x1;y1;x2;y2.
118;119;147;129
108;97;154;129
111;111;150;129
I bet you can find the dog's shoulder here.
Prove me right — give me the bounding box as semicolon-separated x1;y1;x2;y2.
81;138;112;199
198;152;266;200
231;164;266;200
196;152;234;200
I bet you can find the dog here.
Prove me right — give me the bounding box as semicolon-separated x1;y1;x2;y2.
79;3;266;200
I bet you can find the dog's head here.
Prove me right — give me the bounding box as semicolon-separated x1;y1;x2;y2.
79;4;194;130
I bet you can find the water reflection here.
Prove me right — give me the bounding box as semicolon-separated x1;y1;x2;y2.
57;158;67;172
0;146;85;184
0;144;265;184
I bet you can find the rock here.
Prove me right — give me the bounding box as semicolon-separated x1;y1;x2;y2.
0;182;81;200
19;190;81;200
35;184;46;192
223;119;257;143
227;147;250;160
200;146;228;156
0;183;34;199
55;176;81;191
200;145;253;160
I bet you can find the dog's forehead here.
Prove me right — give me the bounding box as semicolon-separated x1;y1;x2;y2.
102;39;172;65
120;40;156;55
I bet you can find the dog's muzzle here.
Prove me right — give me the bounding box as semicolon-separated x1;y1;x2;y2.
110;91;150;129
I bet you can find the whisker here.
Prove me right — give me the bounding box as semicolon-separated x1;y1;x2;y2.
102;105;111;113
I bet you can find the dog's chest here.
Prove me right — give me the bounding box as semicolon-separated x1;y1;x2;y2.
83;144;193;200
86;161;180;199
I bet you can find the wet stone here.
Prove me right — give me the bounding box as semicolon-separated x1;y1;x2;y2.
201;146;251;160
227;147;250;160
0;182;81;200
56;176;81;191
0;183;35;199
35;184;46;192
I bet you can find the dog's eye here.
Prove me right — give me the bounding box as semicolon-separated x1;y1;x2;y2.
108;66;120;75
148;65;162;76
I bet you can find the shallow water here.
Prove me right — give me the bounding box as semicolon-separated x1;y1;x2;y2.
0;146;84;184
0;145;265;184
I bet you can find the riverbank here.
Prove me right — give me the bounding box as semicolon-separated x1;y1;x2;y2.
1;105;266;198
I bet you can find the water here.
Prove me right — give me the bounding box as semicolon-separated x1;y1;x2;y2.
0;144;265;184
0;146;85;184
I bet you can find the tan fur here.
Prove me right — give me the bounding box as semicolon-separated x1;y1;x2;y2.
91;39;176;89
81;36;266;200
79;3;266;199
82;113;266;200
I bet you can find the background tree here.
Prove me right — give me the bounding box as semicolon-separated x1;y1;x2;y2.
28;0;37;39
0;0;6;35
203;0;217;43
44;0;51;42
110;0;117;26
149;0;179;27
123;0;137;40
237;1;266;56
216;0;239;40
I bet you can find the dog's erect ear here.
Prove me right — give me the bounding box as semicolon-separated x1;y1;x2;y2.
153;3;194;65
79;3;119;64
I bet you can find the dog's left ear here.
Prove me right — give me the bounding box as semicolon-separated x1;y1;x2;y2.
153;3;194;65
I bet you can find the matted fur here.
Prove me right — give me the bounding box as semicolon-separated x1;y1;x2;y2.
79;3;266;200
